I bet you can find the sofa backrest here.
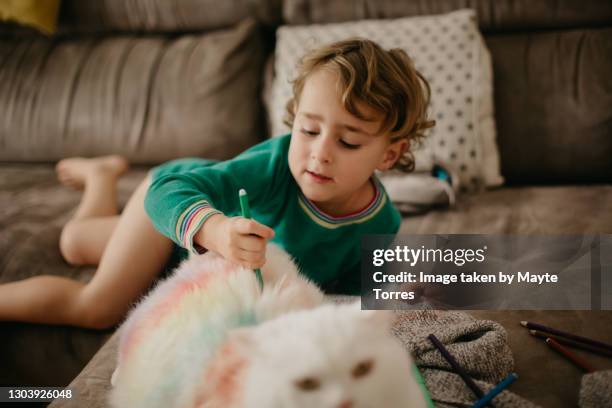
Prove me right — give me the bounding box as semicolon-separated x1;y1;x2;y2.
57;0;283;33
1;0;610;184
283;0;612;33
0;18;268;164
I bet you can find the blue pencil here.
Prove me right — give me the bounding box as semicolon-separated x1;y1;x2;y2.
471;373;518;408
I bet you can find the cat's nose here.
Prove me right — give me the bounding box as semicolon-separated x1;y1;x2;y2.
337;400;353;408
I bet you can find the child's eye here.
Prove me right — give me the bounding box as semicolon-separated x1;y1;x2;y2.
301;129;319;136
340;140;361;149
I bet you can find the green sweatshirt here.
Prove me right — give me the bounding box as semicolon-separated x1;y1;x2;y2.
145;134;401;294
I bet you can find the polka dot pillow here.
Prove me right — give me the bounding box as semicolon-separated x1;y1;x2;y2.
268;9;504;191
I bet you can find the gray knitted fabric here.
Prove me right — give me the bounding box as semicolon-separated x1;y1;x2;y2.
394;310;539;408
330;297;539;407
579;370;612;408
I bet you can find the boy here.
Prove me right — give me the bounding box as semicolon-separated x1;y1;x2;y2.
0;38;433;328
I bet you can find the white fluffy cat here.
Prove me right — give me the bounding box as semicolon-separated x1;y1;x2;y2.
110;244;427;408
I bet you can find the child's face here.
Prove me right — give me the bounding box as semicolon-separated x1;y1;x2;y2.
288;68;406;215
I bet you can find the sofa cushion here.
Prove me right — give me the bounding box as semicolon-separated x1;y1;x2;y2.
400;184;612;234
268;10;503;191
58;0;282;33
0;18;267;164
2;163;610;386
0;164;147;386
487;28;612;184
283;0;612;32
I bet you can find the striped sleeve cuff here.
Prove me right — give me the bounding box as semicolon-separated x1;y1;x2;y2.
175;200;222;254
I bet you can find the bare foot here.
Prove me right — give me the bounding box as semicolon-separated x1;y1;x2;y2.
55;155;129;190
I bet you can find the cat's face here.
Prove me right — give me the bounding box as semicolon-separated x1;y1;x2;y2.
234;303;426;408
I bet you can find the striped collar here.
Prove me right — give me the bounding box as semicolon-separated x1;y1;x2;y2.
297;177;387;229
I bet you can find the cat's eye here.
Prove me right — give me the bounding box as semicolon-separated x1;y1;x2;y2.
352;359;374;378
295;377;320;391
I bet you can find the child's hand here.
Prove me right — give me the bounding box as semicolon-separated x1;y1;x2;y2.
195;213;275;269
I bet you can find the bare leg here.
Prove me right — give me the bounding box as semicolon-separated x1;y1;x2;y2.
56;155;128;265
60;216;119;266
0;176;174;328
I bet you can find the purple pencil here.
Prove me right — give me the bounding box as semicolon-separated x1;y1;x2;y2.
521;321;612;353
428;333;495;407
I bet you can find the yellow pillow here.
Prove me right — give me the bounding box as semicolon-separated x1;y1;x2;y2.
0;0;61;34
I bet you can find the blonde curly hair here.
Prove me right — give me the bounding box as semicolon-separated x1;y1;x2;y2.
284;38;435;172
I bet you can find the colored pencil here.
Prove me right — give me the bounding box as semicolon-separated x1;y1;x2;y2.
238;189;264;290
471;373;518;408
427;334;492;406
412;364;435;408
545;338;595;373
529;330;612;358
521;321;612;352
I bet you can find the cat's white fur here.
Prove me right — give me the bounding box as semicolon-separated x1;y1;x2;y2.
110;244;426;408
234;303;428;408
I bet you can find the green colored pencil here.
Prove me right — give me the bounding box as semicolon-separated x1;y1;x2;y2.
412;364;435;408
239;189;264;290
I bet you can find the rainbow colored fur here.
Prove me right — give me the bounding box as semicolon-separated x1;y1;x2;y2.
110;244;324;407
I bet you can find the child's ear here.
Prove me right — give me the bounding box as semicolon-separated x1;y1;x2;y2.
377;138;408;171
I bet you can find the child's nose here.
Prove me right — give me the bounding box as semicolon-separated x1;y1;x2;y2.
336;399;353;408
310;135;333;164
311;151;331;164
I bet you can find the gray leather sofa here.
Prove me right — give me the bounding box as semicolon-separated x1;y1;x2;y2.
1;0;611;406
